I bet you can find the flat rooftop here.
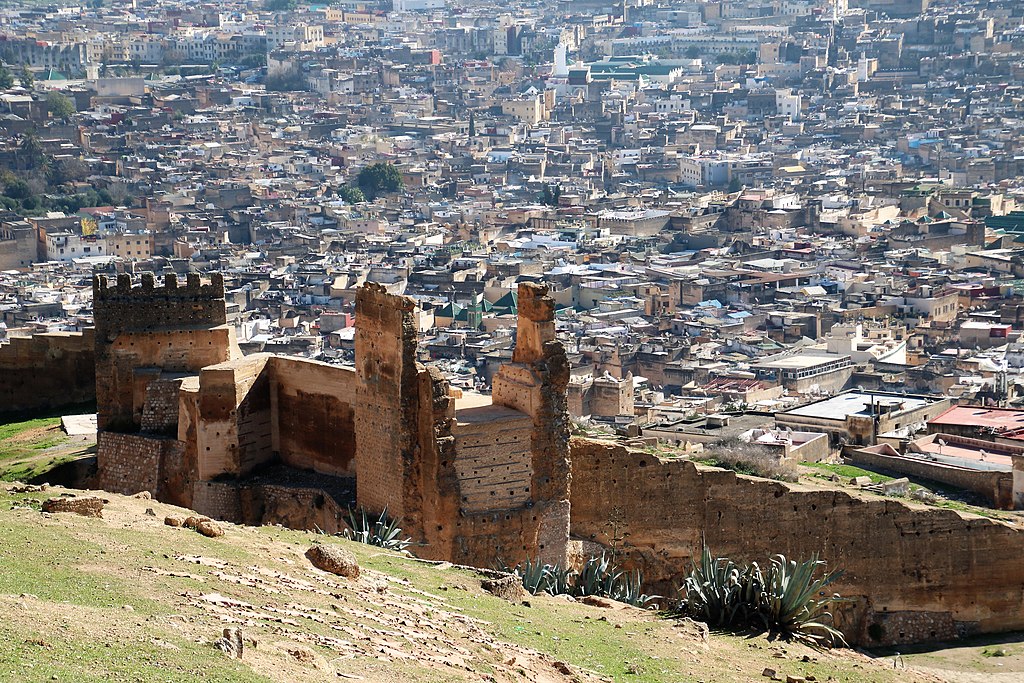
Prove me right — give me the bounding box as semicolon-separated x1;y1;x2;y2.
929;406;1024;432
911;434;1013;470
783;392;935;421
755;354;850;370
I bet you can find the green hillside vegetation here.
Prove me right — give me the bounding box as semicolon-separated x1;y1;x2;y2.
0;417;94;483
0;481;959;683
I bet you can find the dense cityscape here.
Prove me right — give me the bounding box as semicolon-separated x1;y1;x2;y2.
2;0;1024;680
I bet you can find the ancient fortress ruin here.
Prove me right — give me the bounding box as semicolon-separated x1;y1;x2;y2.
93;272;570;567
92;272;1024;646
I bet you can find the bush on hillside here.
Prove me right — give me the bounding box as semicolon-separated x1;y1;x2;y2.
675;546;847;647
503;552;659;608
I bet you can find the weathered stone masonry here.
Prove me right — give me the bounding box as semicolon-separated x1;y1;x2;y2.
94;276;572;570
91;272;1024;647
569;437;1024;647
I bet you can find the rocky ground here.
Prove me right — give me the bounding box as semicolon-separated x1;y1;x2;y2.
0;480;969;683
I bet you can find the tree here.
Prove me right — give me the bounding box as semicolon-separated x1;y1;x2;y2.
468;111;476;138
0;64;12;90
3;178;32;200
264;0;297;9
18;133;46;171
539;183;560;206
356;162;403;200
47;156;89;185
18;64;33;89
337;186;365;204
46;91;75;120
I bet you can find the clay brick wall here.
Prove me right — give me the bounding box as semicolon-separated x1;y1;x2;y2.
452;407;533;513
194;355;272;480
269;357;358;478
354;283;421;521
0;330;95;417
591;374;633;417
569;437;1024;646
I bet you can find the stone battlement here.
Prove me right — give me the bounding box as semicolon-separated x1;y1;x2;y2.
93;272;227;335
94;272;225;301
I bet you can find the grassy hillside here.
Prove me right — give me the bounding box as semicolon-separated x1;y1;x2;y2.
0;417;94;483
0;482;955;683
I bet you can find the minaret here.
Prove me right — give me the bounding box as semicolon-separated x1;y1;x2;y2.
553;42;569;78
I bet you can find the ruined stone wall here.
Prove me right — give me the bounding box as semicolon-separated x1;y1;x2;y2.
489;283;572;566
569;437;1024;646
140;377;184;435
93;273;236;431
269;357;358;478
242;484;349;534
0;330;95;418
353;283;421;522
192;480;244;522
94;431;184;499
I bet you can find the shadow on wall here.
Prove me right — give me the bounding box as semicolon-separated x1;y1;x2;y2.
568;437;1024;647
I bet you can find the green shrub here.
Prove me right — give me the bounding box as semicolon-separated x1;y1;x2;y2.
502;552;659;608
341;506;412;552
676;547;846;647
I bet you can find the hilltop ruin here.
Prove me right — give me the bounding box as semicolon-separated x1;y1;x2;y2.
93;273;570;568
91;272;1024;647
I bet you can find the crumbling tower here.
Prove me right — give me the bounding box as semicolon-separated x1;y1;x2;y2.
93;272;236;431
93;272;238;505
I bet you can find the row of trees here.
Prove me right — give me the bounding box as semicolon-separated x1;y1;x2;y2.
0;63;34;90
0;131;126;216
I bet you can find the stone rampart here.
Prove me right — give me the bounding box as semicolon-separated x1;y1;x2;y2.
0;330;95;417
94;431;184;499
569;437;1024;646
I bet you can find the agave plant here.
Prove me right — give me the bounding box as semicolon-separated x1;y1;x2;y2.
611;567;660;608
676;547;846;647
574;553;616;597
759;553;846;646
679;546;747;627
502;552;659;608
341;506;412;552
515;556;552;595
